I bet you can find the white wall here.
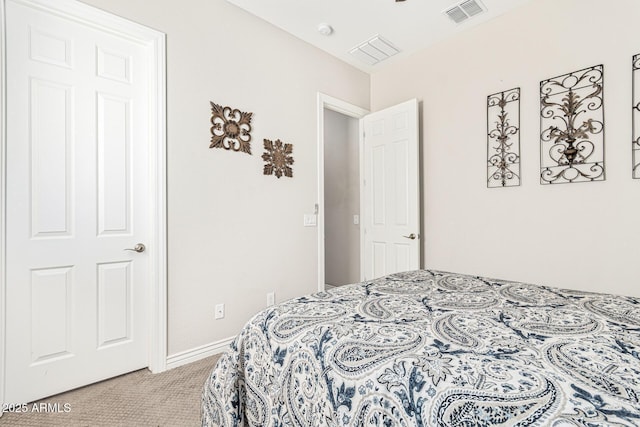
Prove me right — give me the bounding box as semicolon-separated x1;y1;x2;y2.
76;0;640;359
80;0;369;354
371;0;640;297
324;109;360;286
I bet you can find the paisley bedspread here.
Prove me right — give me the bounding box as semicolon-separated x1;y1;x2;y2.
201;270;640;426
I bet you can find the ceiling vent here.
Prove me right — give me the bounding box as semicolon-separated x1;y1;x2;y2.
444;0;485;24
349;35;400;66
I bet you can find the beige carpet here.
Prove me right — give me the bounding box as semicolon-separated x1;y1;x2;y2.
1;354;221;427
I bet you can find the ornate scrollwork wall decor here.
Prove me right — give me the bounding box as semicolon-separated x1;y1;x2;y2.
262;139;294;179
209;102;253;154
487;88;521;188
633;54;640;179
539;65;605;184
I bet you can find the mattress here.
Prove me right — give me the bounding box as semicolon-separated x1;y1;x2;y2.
202;270;640;426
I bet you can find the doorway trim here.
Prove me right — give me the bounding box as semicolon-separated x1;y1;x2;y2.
0;0;167;409
316;93;368;292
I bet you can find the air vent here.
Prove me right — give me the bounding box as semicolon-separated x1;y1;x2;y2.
349;35;400;66
460;0;483;16
444;0;485;24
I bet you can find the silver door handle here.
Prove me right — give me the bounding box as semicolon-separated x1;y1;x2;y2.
403;233;417;240
124;243;146;253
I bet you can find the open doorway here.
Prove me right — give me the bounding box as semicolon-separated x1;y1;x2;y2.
317;95;421;290
324;109;360;288
317;94;368;291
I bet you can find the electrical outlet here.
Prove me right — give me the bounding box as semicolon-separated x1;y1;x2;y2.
215;303;225;319
267;292;275;307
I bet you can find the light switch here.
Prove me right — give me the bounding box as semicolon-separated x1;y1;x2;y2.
353;214;359;225
304;214;317;227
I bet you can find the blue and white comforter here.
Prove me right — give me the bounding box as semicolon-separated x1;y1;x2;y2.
202;270;640;426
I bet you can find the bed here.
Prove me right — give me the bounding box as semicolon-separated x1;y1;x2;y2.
201;270;640;426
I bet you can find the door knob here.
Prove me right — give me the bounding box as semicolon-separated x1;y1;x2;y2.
403;233;417;240
124;243;146;253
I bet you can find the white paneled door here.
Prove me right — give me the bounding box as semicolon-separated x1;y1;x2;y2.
362;99;420;280
5;0;152;403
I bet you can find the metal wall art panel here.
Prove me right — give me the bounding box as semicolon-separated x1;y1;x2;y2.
210;102;253;154
487;87;521;188
262;139;294;178
540;65;605;184
633;54;640;179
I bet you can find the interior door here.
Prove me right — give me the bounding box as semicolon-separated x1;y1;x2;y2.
362;99;420;280
5;0;150;403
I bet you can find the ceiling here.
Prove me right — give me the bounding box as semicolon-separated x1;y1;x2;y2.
225;0;533;73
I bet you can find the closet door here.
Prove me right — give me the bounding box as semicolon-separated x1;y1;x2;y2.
5;0;152;403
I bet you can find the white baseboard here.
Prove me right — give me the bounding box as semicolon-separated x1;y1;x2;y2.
165;336;234;370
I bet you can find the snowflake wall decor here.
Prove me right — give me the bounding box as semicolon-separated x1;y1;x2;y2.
209;102;253;154
262;139;294;179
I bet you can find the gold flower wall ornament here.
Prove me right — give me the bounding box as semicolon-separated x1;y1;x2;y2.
262;139;294;178
209;102;253;154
